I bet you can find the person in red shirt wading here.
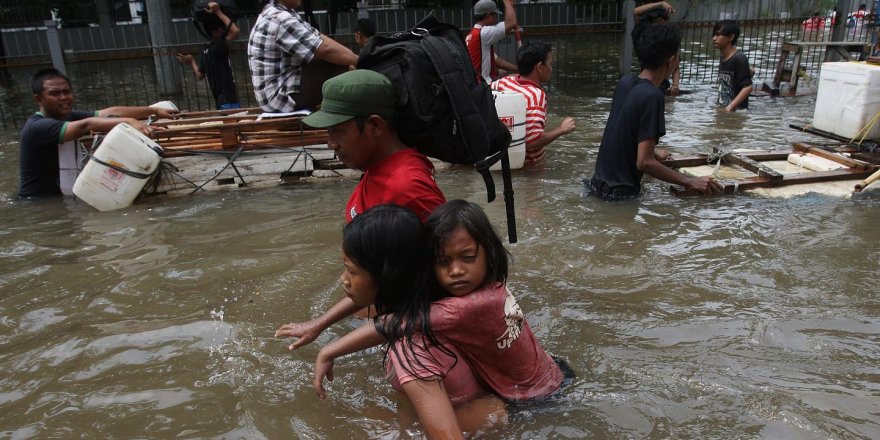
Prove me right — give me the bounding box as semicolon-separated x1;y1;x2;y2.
466;0;518;84
275;69;447;347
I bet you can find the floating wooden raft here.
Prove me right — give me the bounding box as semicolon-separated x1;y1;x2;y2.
663;143;879;196
144;110;337;195
151;112;329;157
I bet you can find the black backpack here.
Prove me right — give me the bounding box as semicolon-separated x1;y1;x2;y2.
357;15;518;242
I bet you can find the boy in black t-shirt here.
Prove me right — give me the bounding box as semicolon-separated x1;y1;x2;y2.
587;23;721;200
712;20;752;112
177;2;241;110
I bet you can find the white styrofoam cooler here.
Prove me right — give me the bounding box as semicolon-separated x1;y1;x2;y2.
73;123;163;211
490;90;527;171
813;62;880;140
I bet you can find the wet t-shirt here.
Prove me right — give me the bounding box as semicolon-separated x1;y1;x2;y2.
345;148;445;223
18;110;95;197
199;39;239;108
590;75;665;199
425;282;563;402
717;50;752;110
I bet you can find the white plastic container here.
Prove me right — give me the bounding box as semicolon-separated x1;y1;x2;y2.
813;62;880;140
149;101;179;112
786;153;845;171
73;123;163;211
490;91;527;171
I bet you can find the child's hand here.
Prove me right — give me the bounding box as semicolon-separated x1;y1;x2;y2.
175;53;194;65
152;108;179;120
314;351;335;400
685;176;724;194
558;116;576;135
275;319;323;350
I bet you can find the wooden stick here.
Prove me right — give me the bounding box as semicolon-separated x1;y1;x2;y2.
854;168;880;192
674;168;878;196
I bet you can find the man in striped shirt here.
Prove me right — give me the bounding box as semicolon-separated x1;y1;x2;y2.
491;41;576;165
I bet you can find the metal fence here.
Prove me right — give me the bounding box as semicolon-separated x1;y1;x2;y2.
672;0;878;86
0;0;877;131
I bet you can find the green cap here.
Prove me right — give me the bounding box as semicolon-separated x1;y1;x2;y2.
302;70;397;128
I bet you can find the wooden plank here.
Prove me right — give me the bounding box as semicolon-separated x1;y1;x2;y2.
173;107;262;118
153;113;262;127
713;148;783;182
673;167;877;196
734;151;792;161
662;155;709;168
851;151;880;164
780;168;877;184
156;117;307;137
663;150;792;169
792;143;876;171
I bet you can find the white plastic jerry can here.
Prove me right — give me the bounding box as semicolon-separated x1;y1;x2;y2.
491;90;527;170
73;123;163;211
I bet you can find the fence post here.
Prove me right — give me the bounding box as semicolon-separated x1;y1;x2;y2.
145;0;182;95
44;19;67;74
826;0;849;62
95;0;113;28
620;0;634;75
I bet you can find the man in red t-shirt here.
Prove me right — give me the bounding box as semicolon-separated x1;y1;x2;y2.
466;0;518;84
305;69;445;223
275;69;446;347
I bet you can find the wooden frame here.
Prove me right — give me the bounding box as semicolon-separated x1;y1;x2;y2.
662;144;879;195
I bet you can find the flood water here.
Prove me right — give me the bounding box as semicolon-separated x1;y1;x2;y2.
2;71;880;438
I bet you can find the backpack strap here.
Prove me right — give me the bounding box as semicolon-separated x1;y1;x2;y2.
421;34;517;243
420;34;499;203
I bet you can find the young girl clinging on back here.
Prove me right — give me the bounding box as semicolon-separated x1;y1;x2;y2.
317;199;572;408
325;204;506;439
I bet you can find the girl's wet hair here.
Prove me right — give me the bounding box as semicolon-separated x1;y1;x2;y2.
343;204;429;319
426;199;510;287
342;204;453;376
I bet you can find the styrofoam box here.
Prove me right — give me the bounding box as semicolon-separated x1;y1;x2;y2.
813;62;880;140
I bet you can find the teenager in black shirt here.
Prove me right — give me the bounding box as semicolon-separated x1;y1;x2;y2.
588;23;722;200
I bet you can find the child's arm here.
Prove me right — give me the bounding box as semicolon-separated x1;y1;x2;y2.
669;66;681;96
208;1;239;42
501;0;518;34
634;1;675;16
175;53;204;80
724;84;753;112
313;321;387;399
494;54;518;74
401;380;465;440
276;297;363;350
637;138;723;194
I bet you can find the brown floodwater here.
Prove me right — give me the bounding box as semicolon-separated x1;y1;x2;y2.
1;72;879;438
